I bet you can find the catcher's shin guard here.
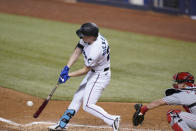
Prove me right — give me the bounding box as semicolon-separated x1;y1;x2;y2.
167;110;191;131
59;109;75;129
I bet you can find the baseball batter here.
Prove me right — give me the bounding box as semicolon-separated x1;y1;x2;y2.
49;23;120;131
133;72;196;131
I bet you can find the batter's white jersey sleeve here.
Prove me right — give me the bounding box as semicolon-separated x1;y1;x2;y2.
77;34;110;70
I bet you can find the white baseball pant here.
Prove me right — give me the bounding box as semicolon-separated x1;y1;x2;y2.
68;69;116;126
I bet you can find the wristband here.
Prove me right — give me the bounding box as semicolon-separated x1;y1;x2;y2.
140;106;148;114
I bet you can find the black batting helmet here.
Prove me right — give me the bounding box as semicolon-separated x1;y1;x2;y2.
76;23;99;38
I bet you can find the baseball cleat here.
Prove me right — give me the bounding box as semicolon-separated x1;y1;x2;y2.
112;116;120;131
48;124;67;131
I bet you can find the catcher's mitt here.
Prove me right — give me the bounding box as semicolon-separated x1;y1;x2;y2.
132;104;144;126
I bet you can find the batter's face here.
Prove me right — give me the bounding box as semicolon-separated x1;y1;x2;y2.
82;36;96;44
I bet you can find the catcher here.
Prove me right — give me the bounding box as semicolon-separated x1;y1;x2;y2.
132;72;196;131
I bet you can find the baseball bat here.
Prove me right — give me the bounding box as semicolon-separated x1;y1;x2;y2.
33;82;60;118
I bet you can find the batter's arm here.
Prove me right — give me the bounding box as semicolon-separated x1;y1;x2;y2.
69;66;91;77
67;47;82;68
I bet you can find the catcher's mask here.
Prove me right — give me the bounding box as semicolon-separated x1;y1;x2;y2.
76;22;99;38
172;72;194;88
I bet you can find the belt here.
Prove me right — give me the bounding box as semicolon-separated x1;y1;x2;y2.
91;67;109;72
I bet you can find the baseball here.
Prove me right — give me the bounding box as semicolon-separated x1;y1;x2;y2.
26;101;34;106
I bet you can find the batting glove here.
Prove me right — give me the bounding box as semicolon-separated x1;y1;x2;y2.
58;74;70;84
60;65;70;76
58;65;70;84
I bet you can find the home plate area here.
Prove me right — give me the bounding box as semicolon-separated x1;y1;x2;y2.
0;87;180;131
0;117;163;131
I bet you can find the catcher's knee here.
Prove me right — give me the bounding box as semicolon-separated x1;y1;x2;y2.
167;110;191;131
167;110;181;123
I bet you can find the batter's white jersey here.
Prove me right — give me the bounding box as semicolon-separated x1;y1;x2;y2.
79;34;110;71
162;87;196;129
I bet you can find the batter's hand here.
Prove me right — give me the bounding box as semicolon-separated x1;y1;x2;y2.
58;65;70;84
58;74;70;84
60;66;70;76
132;104;148;126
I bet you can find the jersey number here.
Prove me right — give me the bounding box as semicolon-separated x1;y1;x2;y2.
101;40;110;61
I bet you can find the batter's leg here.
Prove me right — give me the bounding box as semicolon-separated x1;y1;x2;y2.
68;72;90;112
54;74;89;130
82;76;117;126
67;83;86;112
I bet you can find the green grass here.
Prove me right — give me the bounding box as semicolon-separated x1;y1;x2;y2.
0;13;196;102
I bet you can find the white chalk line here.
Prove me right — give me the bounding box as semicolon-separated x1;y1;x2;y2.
0;117;161;131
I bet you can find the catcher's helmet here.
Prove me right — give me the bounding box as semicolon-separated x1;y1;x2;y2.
172;72;194;88
76;23;99;38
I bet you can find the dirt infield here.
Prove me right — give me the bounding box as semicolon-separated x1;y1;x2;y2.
0;87;184;131
0;0;195;130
